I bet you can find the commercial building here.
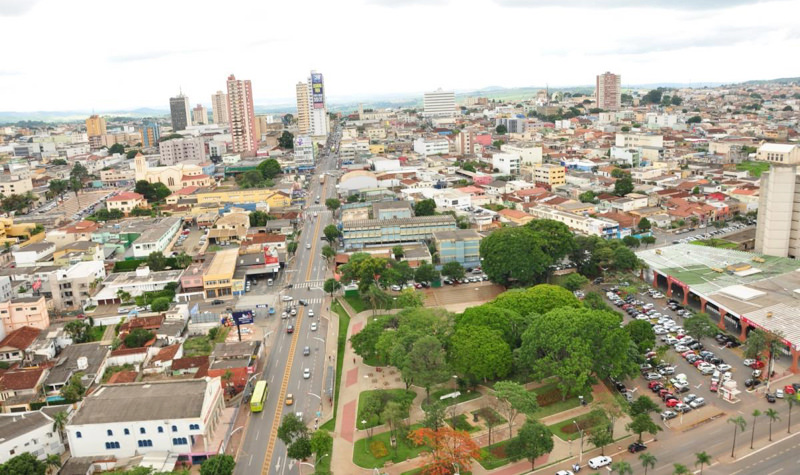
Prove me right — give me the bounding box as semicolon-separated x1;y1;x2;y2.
433;229;481;267
413;137;449;156
211;91;229;125
105;192;146;215
295;71;329;137
85;115;106;137
293;135;315;166
65;378;225;458
202;248;237;299
54;261;107;310
423;89;456;117
532;163;567;187
596;71;621;111
492;152;521;175
342;215;457;248
169;93;191;132
502;142;543;167
92;266;183;306
166;187;291;209
159;137;206;165
495;117;527;134
0;411;64;464
226;74;258;155
192;104;208;125
527;205;619;239
0;296;49;336
139;120;160;148
295;82;310;135
0;175;33;196
131;216;182;258
755;147;800;257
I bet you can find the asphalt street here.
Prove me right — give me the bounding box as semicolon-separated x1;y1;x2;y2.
234;128;341;475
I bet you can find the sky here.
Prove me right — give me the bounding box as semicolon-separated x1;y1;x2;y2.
1;0;799;112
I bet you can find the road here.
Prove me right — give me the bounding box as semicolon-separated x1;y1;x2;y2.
234;127;341;475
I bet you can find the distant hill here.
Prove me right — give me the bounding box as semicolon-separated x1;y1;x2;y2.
737;77;800;86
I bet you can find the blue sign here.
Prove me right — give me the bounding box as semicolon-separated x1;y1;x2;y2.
232;310;254;325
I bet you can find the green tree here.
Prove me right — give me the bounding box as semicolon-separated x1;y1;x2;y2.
625;320;656;353
287;241;298;255
641;235;656;247
108;143;125;154
146;251;167;271
441;261;466;281
456;304;527;348
495;124;508;135
527;219;577;260
174;253;192;268
380;402;405;456
622;235;640;248
683;313;716;343
414;198;436;216
579;190;597;203
288;436;312;460
278;131;294;149
765;408;779;441
728;415;746;457
396;288;424;308
309;429;333;461
611;460;633;475
588;425;614;455
422;400;446;431
626;413;662;442
150;297;170;312
449;326;512;382
560;273;588;292
695;451;711;474
407;335;449;402
126;149;141;159
614;176;634;196
51;158;68;166
323;278;340;298
673;463;690;475
64;320;90;343
48;179;69;201
687;115;702;124
0;452;47;475
506;420;553;471
257;158;282;179
630;395;661;417
324;198;340;212
480;227;552;287
640;452;657;475
638;217;652;232
491;284;581;318
323;224;340;245
200;454;235;475
391;245;404;259
750;409;761;449
249;210;271;226
52;410;68;442
671;95;683;106
492;380;539;439
45;453;61;473
414;263;439;284
610;168;627;179
60;374;86;403
278;413;308;445
238;169;266;188
321;244;336;263
124;328;154;348
642;89;663;104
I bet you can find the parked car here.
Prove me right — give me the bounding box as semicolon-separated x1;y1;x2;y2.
767;393;776;403
587;456;613;469
661;410;678;420
689;397;706;409
628;442;647;453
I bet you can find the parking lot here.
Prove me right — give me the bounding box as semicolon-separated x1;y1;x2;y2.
652;221;756;247
602;281;794;428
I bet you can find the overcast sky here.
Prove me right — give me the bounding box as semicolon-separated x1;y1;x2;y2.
1;0;798;111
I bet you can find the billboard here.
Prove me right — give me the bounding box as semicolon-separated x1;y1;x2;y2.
311;73;324;109
221;310;254;326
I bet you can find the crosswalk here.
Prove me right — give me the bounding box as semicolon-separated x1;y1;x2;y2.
283;297;324;305
293;280;324;289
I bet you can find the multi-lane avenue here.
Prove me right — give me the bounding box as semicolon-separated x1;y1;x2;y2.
234;128;341;475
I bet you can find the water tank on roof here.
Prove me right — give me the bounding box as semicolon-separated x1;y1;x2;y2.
77;356;88;370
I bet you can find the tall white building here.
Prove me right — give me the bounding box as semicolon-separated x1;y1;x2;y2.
211;91;229;125
596;72;621;111
755;144;800;258
295;70;329;137
294;135;315;165
423;89;456;117
226;74;258;155
159;137;206;165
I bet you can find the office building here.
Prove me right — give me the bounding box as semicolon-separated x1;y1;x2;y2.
433;229;482;267
158;136;206;165
295;82;310;135
139;120;160;148
169;93;191;132
226;74;258;155
341;215;457;248
211;91;229;125
596;72;621;111
423;89;456;117
295;71;329;137
294;135;315;165
192;104;208;125
85;115;106;137
754;144;800;258
495;117;527;134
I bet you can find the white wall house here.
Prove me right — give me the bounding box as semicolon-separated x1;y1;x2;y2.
0;412;64;464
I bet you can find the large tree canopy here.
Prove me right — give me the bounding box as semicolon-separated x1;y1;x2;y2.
456;304;527;348
480;227;552;286
449;326;512;382
490;285;581;319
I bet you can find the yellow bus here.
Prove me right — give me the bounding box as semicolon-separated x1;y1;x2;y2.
250;381;268;412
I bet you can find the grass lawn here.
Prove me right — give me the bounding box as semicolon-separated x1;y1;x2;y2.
318;299;351;434
422;387;482;410
183;327;229;357
358;389;416;428
353;424;427;468
471;407;507;429
344;294;369;313
530;381;593;418
87;325;106;342
737;160;770;178
477;438;514;470
548;411;606;441
690;238;739;249
446;413;479;433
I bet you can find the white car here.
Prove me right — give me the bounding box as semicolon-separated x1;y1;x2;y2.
310;322;318;331
282;295;294;302
555;471;575;475
717;363;732;372
587;456;612;469
303;368;311;379
308;309;314;317
306;243;311;249
290;308;297;316
776;389;785;398
743;358;756;366
689;397;706;408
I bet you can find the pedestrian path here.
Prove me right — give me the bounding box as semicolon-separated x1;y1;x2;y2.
294;280;325;289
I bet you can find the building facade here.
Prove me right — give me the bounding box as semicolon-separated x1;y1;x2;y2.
211;91;229;125
85;115;107;137
226;75;258;155
169;94;191;132
423;89;456;117
0;296;49;335
342;215;457;248
139;121;160;148
433;229;481;267
159;137;206;165
596;72;621;111
295;82;310;135
192;104;208;125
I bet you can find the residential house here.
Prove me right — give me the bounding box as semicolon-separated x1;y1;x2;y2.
0;367;48;413
43;342;109;395
0;411;64;464
106;192;146;215
0;296;50;336
0;326;41;363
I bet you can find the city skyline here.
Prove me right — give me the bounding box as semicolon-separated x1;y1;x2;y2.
1;0;799;111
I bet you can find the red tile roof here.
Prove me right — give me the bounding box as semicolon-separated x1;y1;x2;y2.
150;344;181;363
119;315;165;332
0;367;45;390
0;326;41;351
107;192;144;202
172;356;209;371
107;371;138;384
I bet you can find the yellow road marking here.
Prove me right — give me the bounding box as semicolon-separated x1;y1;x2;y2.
261;180;329;474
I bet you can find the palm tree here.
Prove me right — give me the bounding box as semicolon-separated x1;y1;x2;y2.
750;409;761;449
787;396;798;434
52;411;68;445
673;463;690;475
639;452;657;475
765;408;780;441
695;451;712;474
611;460;633;475
45;453;62;474
728;415;747;458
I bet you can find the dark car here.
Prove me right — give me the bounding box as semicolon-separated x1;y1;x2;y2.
651;384;664;393
212;299;224;305
628;442;647;453
745;378;761;388
298;299;308;306
615;382;627;393
287;325;294;334
766;393;776;403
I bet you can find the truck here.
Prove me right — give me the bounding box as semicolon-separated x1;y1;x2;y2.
319;174;325;184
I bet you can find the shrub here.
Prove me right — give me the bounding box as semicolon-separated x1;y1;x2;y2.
369;440;388;458
535;386;565;407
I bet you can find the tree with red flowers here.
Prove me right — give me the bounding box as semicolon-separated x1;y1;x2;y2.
408;426;481;475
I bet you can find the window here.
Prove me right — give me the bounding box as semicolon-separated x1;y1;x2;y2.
189;423;199;430
124;429;130;435
140;427;146;434
173;437;188;445
107;429;113;436
137;439;153;448
172;425;178;432
76;432;82;438
105;441;120;449
158;427;164;433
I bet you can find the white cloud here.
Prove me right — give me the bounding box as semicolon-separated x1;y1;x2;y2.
0;0;798;111
0;0;41;16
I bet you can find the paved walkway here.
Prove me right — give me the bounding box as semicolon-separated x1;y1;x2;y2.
325;303;640;475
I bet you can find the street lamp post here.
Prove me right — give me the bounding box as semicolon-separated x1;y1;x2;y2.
361;420;369;453
573;420;584;463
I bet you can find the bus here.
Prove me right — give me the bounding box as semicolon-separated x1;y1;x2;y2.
250;381;268;412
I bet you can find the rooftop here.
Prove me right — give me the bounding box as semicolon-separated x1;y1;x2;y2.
0;411;51;441
342;214;456;229
45;342;109;386
69;378;214;425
